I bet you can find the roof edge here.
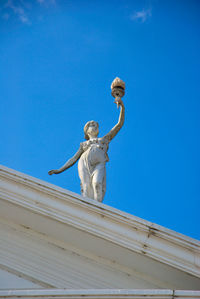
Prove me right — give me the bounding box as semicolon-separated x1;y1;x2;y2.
0;289;200;299
0;165;200;278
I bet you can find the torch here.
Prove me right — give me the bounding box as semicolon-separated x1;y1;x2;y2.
111;77;125;108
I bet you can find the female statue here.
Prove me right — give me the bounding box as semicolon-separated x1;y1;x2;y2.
48;79;125;202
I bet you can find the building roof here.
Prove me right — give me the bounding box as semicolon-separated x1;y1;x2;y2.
0;165;200;290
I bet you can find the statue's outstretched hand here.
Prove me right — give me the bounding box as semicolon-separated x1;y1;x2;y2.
114;97;123;108
48;169;59;175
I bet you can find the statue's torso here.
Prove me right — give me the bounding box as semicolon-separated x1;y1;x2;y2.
80;137;109;166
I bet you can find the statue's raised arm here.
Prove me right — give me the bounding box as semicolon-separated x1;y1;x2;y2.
103;97;125;142
103;77;125;142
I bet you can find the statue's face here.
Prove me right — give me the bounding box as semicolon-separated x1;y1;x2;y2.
87;121;99;138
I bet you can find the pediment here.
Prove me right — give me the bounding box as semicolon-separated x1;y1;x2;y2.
0;165;200;290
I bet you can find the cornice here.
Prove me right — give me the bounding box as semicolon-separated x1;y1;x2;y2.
0;289;200;299
0;165;200;278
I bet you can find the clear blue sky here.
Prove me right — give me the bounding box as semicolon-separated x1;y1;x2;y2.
0;0;200;239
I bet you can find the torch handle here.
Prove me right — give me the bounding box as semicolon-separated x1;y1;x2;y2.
115;97;120;108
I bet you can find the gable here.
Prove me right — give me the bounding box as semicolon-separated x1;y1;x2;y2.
0;165;200;289
0;218;163;289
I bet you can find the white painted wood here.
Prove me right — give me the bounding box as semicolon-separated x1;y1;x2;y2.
0;289;199;299
0;165;199;289
0;219;160;289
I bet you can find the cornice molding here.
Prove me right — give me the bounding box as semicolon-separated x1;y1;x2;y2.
0;289;200;299
0;165;200;278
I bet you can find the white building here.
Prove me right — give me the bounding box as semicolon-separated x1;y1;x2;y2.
0;165;199;298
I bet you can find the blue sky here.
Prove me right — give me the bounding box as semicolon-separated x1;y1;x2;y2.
0;0;200;239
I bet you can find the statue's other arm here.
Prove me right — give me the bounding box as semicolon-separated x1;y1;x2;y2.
103;98;125;142
48;146;83;175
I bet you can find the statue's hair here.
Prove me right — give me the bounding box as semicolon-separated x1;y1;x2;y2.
84;120;99;140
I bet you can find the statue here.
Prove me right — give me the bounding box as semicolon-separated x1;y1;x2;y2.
48;77;125;202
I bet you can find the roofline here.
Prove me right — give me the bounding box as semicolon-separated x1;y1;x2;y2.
0;289;200;299
0;165;200;277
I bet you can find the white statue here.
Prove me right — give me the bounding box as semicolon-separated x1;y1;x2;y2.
48;78;125;202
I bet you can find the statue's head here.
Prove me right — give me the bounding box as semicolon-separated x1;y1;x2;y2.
84;120;99;140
